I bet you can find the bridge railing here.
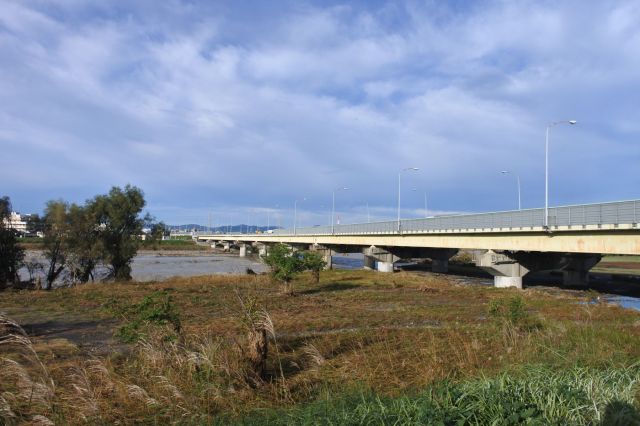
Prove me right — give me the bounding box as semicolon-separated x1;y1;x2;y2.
272;199;640;236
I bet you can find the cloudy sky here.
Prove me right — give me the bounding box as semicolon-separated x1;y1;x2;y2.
1;0;639;228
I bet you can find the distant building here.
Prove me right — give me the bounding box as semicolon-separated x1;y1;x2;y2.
4;212;27;233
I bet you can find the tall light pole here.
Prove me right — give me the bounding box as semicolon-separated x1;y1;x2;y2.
398;167;419;232
500;170;521;210
545;120;577;227
366;202;370;223
294;197;306;235
332;187;349;234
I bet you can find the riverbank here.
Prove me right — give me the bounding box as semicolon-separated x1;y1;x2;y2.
1;270;639;424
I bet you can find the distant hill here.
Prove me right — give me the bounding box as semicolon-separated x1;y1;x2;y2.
169;224;280;234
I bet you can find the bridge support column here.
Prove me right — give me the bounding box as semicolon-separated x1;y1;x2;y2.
222;242;230;252
311;244;333;270
431;259;449;273
475;250;529;289
363;255;376;270
257;244;269;258
560;255;601;287
429;249;459;273
239;244;247;257
363;246;399;273
377;262;394;273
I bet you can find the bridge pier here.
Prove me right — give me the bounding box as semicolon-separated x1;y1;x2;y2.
239;244;248;257
363;255;376;270
363;246;399;273
429;249;459;273
560;254;601;287
475;250;529;289
311;244;333;270
222;242;230;252
377;261;394;273
257;244;269;258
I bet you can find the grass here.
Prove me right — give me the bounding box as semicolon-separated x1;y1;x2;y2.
594;255;640;275
234;365;640;425
1;270;639;424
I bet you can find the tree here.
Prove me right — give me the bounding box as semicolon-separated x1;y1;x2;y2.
261;244;305;294
66;203;102;283
145;221;167;250
301;251;327;284
0;196;24;290
91;185;147;281
42;200;69;289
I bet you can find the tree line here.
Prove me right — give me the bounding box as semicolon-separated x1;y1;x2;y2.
0;185;165;290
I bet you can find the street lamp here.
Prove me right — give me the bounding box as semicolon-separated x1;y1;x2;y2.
294;197;306;235
500;170;521;210
332;187;349;234
545;120;577;227
398;167;419;232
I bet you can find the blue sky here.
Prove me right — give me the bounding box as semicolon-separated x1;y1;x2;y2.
1;0;639;228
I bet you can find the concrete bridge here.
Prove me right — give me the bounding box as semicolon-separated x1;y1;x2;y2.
197;200;640;288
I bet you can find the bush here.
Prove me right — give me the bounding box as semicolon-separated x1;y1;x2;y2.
488;296;542;332
262;244;306;293
114;290;182;342
301;251;326;283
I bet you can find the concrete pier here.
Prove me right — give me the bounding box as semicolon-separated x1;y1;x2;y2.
377;261;394;273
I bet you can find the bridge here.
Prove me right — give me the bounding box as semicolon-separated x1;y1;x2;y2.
197;200;640;288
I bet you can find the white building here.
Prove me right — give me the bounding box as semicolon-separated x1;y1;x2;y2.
4;212;27;233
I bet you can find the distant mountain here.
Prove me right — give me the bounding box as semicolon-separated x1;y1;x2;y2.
169;224;280;234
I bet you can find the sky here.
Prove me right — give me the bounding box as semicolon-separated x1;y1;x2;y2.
1;0;639;228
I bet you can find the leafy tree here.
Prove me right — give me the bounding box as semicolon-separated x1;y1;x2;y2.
0;196;25;289
66;203;102;283
145;221;168;250
91;185;147;281
262;244;305;294
42;200;69;289
301;251;327;284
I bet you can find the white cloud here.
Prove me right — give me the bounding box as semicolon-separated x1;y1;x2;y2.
1;0;639;223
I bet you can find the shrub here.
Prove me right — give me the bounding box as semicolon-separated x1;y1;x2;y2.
262;244;306;293
301;251;326;284
115;291;182;343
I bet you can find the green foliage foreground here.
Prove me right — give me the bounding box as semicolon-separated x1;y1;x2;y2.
233;365;640;425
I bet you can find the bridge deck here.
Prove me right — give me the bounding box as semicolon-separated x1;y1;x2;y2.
198;200;640;255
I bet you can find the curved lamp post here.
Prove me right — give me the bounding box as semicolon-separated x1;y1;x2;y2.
332;187;349;234
545;120;577;227
500;170;521;210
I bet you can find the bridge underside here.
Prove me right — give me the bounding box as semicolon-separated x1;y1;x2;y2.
199;230;639;289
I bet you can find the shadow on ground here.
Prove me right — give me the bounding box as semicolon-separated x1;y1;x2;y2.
299;282;361;295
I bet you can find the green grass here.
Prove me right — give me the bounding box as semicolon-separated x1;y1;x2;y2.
233;365;640;425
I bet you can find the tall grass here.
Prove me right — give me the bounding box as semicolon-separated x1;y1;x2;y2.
234;364;640;425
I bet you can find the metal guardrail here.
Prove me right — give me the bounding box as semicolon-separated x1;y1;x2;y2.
271;200;640;236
